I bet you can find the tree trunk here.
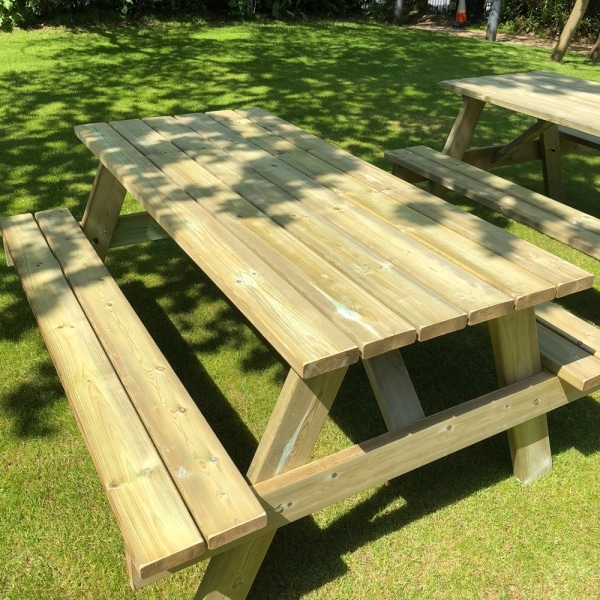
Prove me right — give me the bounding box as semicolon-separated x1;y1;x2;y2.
589;34;600;60
485;0;502;41
393;0;404;25
550;0;590;62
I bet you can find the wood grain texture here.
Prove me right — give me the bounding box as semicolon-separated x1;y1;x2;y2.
35;208;267;550
74;122;359;378
0;212;205;582
385;145;600;260
489;308;551;484
439;71;600;138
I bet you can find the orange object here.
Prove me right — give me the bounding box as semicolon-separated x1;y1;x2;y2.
455;0;467;24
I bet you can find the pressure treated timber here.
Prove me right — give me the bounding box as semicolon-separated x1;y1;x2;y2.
559;126;600;152
536;302;600;392
362;351;425;429
234;108;591;301
385;145;600;260
0;212;206;582
489;308;551;484
113;118;419;355
194;367;347;600
80;163;127;259
192;112;515;326
136;355;600;587
438;71;600;204
36;208;267;550
536;302;600;357
109;211;169;248
439;72;600;139
74;123;360;378
66;110;597;597
255;373;568;526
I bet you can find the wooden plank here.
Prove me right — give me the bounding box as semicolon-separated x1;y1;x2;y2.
439;73;600;139
0;212;206;581
240;109;592;301
205;112;518;326
362;351;425;429
74;122;359;378
537;323;600;391
35;208;268;550
559;126;600;151
137;368;592;585
441;96;486;158
385;146;600;259
461;137;582;170
109;212;169;248
536;302;600;359
247;367;347;482
489;308;551;485
492;119;553;164
117;117;418;357
196;367;346;600
255;372;567;526
80;163;127;260
504;71;600;115
539;125;565;201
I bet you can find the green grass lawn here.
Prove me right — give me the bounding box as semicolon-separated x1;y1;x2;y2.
1;21;600;600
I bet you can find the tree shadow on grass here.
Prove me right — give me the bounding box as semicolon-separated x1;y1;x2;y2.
2;21;600;599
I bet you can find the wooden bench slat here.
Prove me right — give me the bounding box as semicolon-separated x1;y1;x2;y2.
74;122;359;378
35;208;268;550
537;323;600;391
559;126;600;152
385;145;600;261
533;302;600;394
0;212;206;582
536;302;600;359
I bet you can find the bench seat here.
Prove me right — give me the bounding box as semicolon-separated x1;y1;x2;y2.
385;145;600;260
1;208;267;588
559;126;600;152
536;302;600;396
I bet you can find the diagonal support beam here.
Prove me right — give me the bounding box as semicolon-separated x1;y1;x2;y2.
492;119;554;166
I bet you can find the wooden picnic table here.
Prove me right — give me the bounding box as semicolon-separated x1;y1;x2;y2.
438;71;600;201
5;108;599;599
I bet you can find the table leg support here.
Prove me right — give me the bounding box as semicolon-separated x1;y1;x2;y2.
430;96;486;197
540;125;565;202
80;163;127;260
193;532;276;600
194;367;347;600
362;351;425;429
488;308;552;484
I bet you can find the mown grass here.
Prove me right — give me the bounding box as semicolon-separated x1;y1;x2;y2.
1;21;600;600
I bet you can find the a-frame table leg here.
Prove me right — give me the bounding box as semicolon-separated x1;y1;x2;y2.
80;163;127;260
539;124;566;202
194;366;347;600
429;96;486;197
488;307;552;485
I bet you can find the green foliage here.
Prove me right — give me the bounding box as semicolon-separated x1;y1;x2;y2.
0;0;23;31
1;0;365;27
500;0;600;39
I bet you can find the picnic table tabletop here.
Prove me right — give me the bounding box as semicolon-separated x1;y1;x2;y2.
75;108;592;379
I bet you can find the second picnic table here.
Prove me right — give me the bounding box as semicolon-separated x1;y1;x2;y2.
437;70;600;201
